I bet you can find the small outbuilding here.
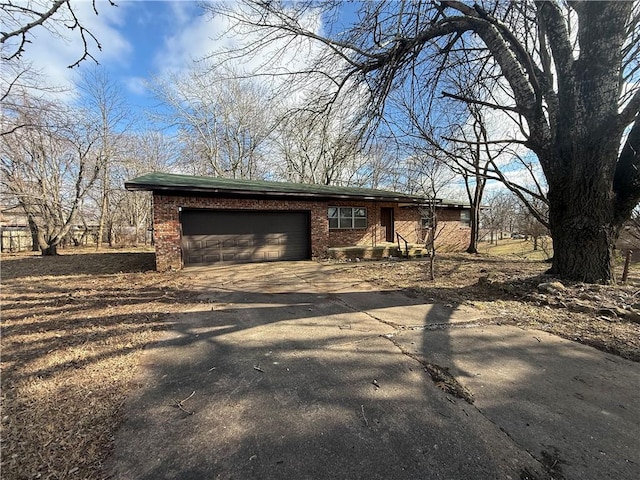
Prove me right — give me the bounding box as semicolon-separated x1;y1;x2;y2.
125;173;471;270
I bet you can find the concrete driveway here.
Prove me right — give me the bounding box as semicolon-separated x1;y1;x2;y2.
106;261;640;480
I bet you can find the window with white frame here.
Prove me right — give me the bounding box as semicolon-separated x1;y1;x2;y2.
421;211;435;229
328;207;367;229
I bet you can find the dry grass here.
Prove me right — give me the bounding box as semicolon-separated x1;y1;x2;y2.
1;248;199;480
340;252;640;361
477;237;553;260
2;247;639;479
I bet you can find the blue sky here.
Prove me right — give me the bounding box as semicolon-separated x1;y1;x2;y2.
16;1;231;114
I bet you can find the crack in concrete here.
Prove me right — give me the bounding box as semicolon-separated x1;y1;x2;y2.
381;334;562;480
381;334;476;404
402;321;483;330
331;293;559;478
329;293;476;404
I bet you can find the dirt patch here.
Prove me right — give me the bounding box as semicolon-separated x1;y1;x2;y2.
0;248;201;480
332;254;640;361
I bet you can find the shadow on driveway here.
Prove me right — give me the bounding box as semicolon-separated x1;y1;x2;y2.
106;262;639;480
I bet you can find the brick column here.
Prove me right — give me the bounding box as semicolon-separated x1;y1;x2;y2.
153;195;182;270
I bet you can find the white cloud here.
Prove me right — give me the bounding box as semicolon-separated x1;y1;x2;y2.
152;2;227;75
152;2;325;82
11;1;132;97
124;76;148;95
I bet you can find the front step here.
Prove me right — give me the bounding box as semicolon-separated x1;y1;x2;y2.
403;247;429;258
326;245;402;260
327;244;430;261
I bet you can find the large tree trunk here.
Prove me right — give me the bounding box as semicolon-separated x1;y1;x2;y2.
35;217;75;257
546;151;620;283
27;215;39;252
550;226;616;283
537;2;635;284
548;203;618;283
41;244;58;256
466;204;480;254
38;230;59;256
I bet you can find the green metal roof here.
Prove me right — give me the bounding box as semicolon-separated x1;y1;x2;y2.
437;198;471;208
125;172;429;203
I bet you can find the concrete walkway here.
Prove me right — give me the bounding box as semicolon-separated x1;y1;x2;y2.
106;262;640;480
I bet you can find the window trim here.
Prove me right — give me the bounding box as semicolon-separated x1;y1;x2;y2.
421;212;435;229
328;206;367;230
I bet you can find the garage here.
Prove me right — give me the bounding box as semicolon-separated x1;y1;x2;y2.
180;209;310;266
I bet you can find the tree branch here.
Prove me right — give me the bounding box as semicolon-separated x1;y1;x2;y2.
1;0;67;60
614;118;640;225
619;89;640;128
535;1;574;83
441;91;521;113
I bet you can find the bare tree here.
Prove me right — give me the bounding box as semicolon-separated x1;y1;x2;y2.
150;65;275;179
481;191;518;244
410;152;455;281
77;68;131;249
394;94;496;254
0;94;101;255
207;1;640;283
1;0;117;105
446;107;548;253
108;131;176;246
515;197;550;254
273;108;364;185
453;110;489;255
347;140;398;189
1;0;115;67
1;59;70;138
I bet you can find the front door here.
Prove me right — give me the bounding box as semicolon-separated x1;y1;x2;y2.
380;207;394;242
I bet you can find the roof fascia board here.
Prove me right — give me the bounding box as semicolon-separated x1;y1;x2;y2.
125;183;425;203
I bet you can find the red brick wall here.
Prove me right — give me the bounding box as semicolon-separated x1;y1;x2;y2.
414;207;471;253
152;196;183;271
395;207;423;244
394;206;470;252
436;221;471;252
152;194;471;270
153;194;328;270
435;208;471;252
326;203;470;250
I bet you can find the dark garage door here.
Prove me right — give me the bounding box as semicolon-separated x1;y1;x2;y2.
181;210;310;266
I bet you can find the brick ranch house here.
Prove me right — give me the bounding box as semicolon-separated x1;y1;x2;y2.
125;173;471;270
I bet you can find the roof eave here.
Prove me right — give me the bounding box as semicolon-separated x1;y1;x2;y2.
124;182;424;203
